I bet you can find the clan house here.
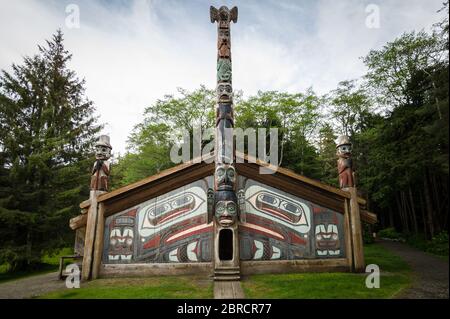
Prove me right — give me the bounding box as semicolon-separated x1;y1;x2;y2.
69;6;377;281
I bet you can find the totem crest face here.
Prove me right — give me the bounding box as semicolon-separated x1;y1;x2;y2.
210;6;238;26
214;190;238;227
215;164;236;191
95;144;111;160
108;216;134;261
218;29;231;58
315;224;340;256
216;82;233;102
217;59;232;82
337;144;352;158
215;200;237;227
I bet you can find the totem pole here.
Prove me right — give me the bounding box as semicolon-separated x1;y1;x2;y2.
336;135;364;272
90;135;112;191
336;135;354;189
83;135;112;280
210;6;240;280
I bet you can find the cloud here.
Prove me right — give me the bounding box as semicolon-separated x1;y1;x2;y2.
0;0;446;154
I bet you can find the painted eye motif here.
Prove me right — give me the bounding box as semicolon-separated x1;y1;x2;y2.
110;238;117;246
216;203;225;213
332;234;338;240
126;238;133;246
316;234;322;241
227;168;235;179
217;168;225;177
258;193;279;206
227;202;236;214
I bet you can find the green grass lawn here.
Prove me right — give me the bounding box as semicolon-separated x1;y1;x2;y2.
241;243;412;299
39;276;213;299
0;247;73;283
6;243;411;299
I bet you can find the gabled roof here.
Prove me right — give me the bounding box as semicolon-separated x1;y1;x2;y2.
70;152;376;230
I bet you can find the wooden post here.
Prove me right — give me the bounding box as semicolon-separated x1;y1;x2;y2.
343;198;354;272
92;202;105;279
81;190;100;281
347;187;365;272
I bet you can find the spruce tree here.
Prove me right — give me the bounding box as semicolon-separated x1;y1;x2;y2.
0;30;101;271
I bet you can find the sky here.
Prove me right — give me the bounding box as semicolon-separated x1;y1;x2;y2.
0;0;446;155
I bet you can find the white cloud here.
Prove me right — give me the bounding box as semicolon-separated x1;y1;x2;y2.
0;0;446;154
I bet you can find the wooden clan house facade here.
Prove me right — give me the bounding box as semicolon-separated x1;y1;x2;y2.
69;6;377;281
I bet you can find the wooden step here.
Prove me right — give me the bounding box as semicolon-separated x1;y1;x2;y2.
214;275;241;281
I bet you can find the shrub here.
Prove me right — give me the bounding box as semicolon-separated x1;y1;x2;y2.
377;227;403;240
363;223;375;244
427;232;449;256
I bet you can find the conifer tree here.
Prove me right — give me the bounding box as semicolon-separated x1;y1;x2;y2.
0;30;101;270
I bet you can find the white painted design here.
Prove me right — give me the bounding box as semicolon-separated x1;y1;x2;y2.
187;241;198;262
245;184;311;234
271;246;281;259
253;240;264;259
138;186;207;238
169;249;179;262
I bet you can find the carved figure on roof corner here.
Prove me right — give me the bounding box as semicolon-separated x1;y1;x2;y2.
90;135;112;191
336;135;354;189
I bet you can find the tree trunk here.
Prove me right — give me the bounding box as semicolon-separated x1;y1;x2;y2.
389;206;395;228
419;192;428;239
408;187;418;234
423;172;435;238
401;190;412;234
396;193;409;233
430;174;442;234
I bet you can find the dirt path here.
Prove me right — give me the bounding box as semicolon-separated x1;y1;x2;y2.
380;240;449;299
0;272;66;299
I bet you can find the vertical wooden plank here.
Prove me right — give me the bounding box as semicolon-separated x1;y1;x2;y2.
348;187;365;272
92;202;105;279
343;198;354;272
81;191;99;281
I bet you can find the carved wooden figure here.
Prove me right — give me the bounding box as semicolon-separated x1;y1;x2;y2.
90;135;112;191
336;135;354;189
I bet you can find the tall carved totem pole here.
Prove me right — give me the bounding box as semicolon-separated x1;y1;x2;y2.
210;6;240;280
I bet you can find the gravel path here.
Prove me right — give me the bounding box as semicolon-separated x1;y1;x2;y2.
380;240;449;299
0;272;66;299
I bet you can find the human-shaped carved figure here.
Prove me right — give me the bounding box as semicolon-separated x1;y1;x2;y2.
215;164;236;191
216;82;233;103
336;135;354;189
218;29;231;59
214;191;238;227
90;135;112;191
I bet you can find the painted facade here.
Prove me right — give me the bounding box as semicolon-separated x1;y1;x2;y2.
102;176;345;264
103;179;213;264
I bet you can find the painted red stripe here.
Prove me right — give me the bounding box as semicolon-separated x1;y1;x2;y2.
165;224;213;244
261;207;293;222
158;208;191;224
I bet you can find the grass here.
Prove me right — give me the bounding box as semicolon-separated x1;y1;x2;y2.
4;244;412;299
0;247;73;283
241;243;412;299
39;276;214;299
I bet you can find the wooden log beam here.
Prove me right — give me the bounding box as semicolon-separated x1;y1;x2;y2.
92;202;105;280
81;190;104;281
70;214;88;230
347;187;365;272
